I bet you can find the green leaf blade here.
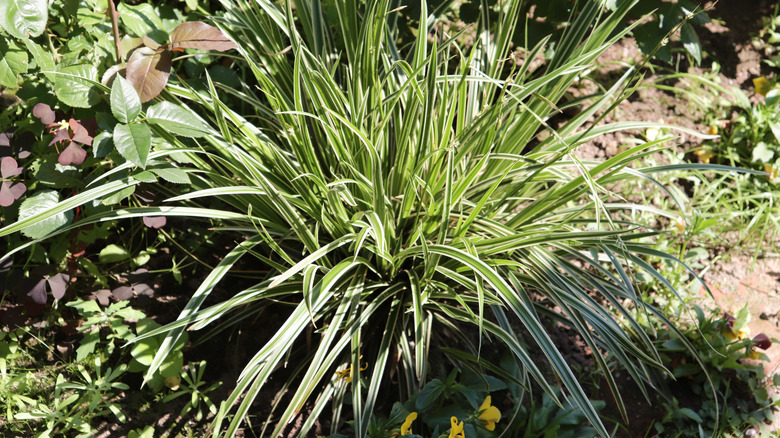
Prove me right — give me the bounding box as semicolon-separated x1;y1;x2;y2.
114;123;152;168
0;0;48;39
146;101;211;137
111;75;142;123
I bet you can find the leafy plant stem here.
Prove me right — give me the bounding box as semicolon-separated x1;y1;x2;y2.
108;0;121;62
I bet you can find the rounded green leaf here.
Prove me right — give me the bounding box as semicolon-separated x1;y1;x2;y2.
18;190;74;239
111;75;142;123
114;123;152;168
146;101;211;137
98;244;131;263
53;64;100;108
0;0;48;39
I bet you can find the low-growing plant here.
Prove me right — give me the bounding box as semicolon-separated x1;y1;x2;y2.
632;305;780;437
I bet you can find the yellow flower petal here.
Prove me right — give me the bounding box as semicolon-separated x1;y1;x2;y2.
753;76;771;96
694;148;714;164
400;412;417;436
707;124;718;135
477;395;501;431
448;416;465;438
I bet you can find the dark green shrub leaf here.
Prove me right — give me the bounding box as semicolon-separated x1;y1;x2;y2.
126;47;171;103
18;190;74;238
415;378;445;410
0;0;48;39
114;123;152;168
111;75;142;123
146;101;210;137
679;407;703;423
680;23;701;65
0;38;28;88
53;64;100;108
169;21;237;52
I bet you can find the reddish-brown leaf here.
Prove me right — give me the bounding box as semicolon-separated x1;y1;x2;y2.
33;103;56;125
143;216;166;229
169;21;236;52
126;47;172;103
58;142;87;166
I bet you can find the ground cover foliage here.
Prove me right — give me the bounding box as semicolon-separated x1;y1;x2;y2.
1;0;779;436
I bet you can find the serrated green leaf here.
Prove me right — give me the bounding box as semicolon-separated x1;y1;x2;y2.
111;75;141;123
23;39;54;80
17;190;74;239
53;64;100;108
101;185;135;205
93;131;113;158
146;101;211;137
151;167;190;184
0;38;28;88
117;2;163;38
114;123;152;168
133;171;157;183
99;244;130;263
0;0;48;39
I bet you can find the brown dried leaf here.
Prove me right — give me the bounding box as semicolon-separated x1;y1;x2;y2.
126;47;172;103
169;21;236;52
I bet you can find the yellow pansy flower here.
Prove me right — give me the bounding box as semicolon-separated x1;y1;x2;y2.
448;416;465;438
753;76;771;96
400;412;417;436
477;396;501;431
707;123;718;135
694;148;714;164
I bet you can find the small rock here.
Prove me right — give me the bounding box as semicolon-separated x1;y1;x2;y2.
760;312;769;320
